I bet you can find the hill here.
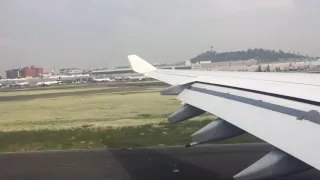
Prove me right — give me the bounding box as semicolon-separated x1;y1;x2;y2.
190;48;313;63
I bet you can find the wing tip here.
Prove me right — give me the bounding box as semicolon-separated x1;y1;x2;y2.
128;54;156;74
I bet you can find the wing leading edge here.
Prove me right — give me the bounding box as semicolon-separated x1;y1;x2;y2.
128;55;320;180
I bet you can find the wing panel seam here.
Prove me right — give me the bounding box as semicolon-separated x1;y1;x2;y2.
189;86;320;124
193;82;320;106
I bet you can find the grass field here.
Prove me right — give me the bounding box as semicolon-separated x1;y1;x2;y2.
0;85;261;152
0;121;261;152
0;91;191;131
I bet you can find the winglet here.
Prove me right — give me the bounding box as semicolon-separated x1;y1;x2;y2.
128;55;157;74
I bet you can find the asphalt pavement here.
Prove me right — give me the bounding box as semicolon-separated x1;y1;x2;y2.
0;82;168;102
0;143;319;180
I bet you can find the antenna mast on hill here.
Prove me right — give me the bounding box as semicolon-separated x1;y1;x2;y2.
210;45;214;52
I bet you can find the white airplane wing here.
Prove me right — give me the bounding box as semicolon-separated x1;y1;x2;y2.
128;55;320;180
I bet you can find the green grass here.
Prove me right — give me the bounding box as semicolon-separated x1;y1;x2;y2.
0;87;261;152
0;90;214;131
0;120;261;152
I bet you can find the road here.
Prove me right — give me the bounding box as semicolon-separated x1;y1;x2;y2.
0;143;319;180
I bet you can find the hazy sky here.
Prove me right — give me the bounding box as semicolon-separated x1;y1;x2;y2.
1;0;320;72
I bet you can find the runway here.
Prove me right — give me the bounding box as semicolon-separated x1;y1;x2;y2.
0;87;158;102
0;82;168;102
0;81;167;92
0;144;319;180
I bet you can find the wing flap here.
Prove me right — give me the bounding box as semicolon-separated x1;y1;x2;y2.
177;83;320;170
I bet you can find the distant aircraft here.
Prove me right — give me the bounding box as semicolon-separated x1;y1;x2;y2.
36;81;61;87
114;76;126;80
12;81;30;87
127;75;147;81
91;77;115;82
128;55;320;180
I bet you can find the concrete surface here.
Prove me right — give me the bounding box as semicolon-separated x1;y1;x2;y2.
0;82;168;101
0;144;319;180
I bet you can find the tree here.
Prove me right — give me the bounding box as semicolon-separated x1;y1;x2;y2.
265;65;270;72
190;48;308;63
256;65;262;72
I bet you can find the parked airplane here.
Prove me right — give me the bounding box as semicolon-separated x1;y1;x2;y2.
91;77;115;82
128;55;320;180
127;75;147;81
114;76;126;80
36;80;61;87
11;81;30;87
